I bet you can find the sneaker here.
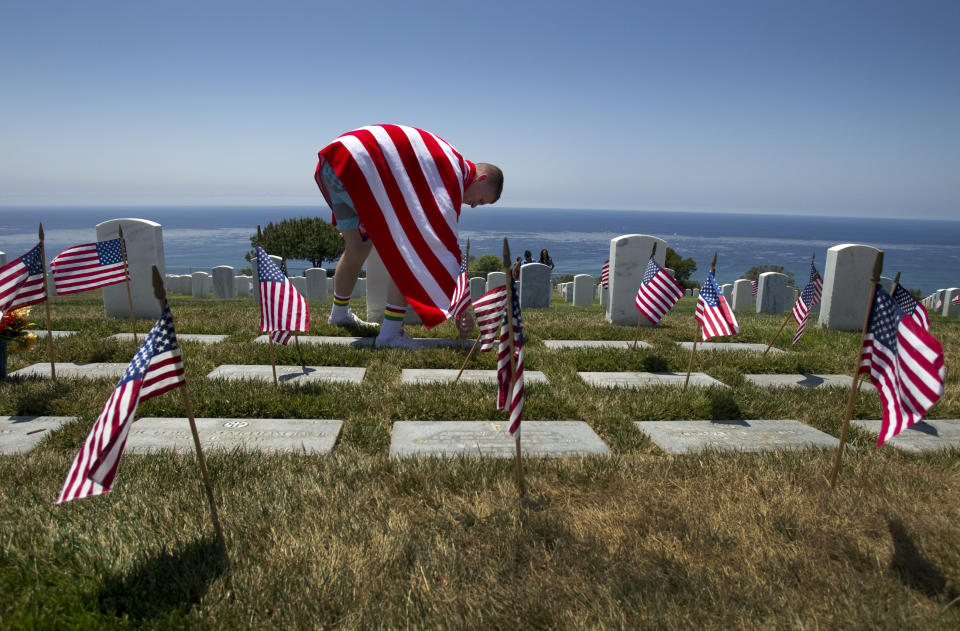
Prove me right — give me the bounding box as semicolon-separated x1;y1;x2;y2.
374;331;419;349
327;309;379;329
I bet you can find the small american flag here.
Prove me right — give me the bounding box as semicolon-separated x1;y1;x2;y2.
600;259;610;289
0;243;46;316
696;272;739;341
953;294;960;305
496;280;524;437
448;250;471;319
860;285;944;447
473;285;507;352
750;279;758;297
791;262;823;345
634;256;684;325
50;238;127;295
257;246;309;345
56;301;186;504
892;284;930;331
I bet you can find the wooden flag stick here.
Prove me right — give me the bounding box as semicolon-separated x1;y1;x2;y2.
684;252;716;389
454;333;482;383
829;250;884;488
257;227;278;385
152;266;224;544
763;251;816;356
38;224;56;381
118;225;138;344
633;242;657;350
502;237;525;498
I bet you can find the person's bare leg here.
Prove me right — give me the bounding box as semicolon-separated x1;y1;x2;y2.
334;229;372;297
329;228;377;328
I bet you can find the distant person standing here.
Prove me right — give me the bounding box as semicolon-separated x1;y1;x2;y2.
538;248;555;270
523;250;534;264
512;256;522;280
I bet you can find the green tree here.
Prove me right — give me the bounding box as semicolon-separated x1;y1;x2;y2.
742;265;795;285
248;218;344;268
665;247;698;289
469;253;505;277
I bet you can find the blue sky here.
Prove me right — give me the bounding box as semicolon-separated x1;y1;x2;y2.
1;0;958;218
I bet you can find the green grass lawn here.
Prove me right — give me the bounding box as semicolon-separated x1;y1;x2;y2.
1;292;958;630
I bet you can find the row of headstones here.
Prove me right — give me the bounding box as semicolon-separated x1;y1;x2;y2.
26;219;957;329
601;235;957;331
163;265;366;303
922;288;960;318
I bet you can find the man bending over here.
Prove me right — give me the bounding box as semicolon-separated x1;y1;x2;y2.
314;124;503;348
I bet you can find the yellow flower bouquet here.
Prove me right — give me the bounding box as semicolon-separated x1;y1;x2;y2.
0;307;39;353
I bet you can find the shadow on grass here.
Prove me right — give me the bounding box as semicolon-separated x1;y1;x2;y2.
887;518;958;602
5;380;74;415
708;390;743;420
97;534;228;621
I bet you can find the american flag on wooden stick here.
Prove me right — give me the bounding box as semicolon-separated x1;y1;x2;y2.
448;250;471;319
257;246;309;345
953;294;960;305
634;255;684;325
473;285;507;352
600;259;610;289
860;285;944;447
496;281;524;436
696;272;739;341
750;279;758;297
791;262;823;345
0;243;46;316
56;301;186;504
50;238;128;295
892;284;930;331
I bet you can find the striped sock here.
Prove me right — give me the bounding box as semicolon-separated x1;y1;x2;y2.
331;292;351;319
381;303;406;338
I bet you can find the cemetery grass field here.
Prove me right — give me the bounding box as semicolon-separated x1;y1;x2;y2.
1;292;958;630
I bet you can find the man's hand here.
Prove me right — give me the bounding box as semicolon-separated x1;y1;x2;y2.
456;310;475;337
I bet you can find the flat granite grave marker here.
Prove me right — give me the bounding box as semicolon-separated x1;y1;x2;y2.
578;371;726;388
9;363;129;379
252;335;469;348
108;333;229;344
401;369;550;385
1;416;77;454
635;419;839;454
851;419;960;452
543;340;651;349
390;421;611;458
675;342;784;354
126;418;343;454
48;331;79;339
206;365;366;384
745;374;875;391
96;218;165;319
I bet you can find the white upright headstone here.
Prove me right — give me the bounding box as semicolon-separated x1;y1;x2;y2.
235;275;251;298
486;271;506;292
756;272;791;313
818;244;882;331
573;274;594;307
731;279;753;311
212;266;236;299
191;272;210;298
470;277;485;303
606;234;666;326
599;285;609;308
290;276;307;295
663;268;675;278
306;268;327;302
943;288;960;318
879;276;893;293
95;218;164;318
352;277;366;299
720;283;733;297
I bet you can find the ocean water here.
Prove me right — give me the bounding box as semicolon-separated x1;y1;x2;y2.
1;206;958;295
